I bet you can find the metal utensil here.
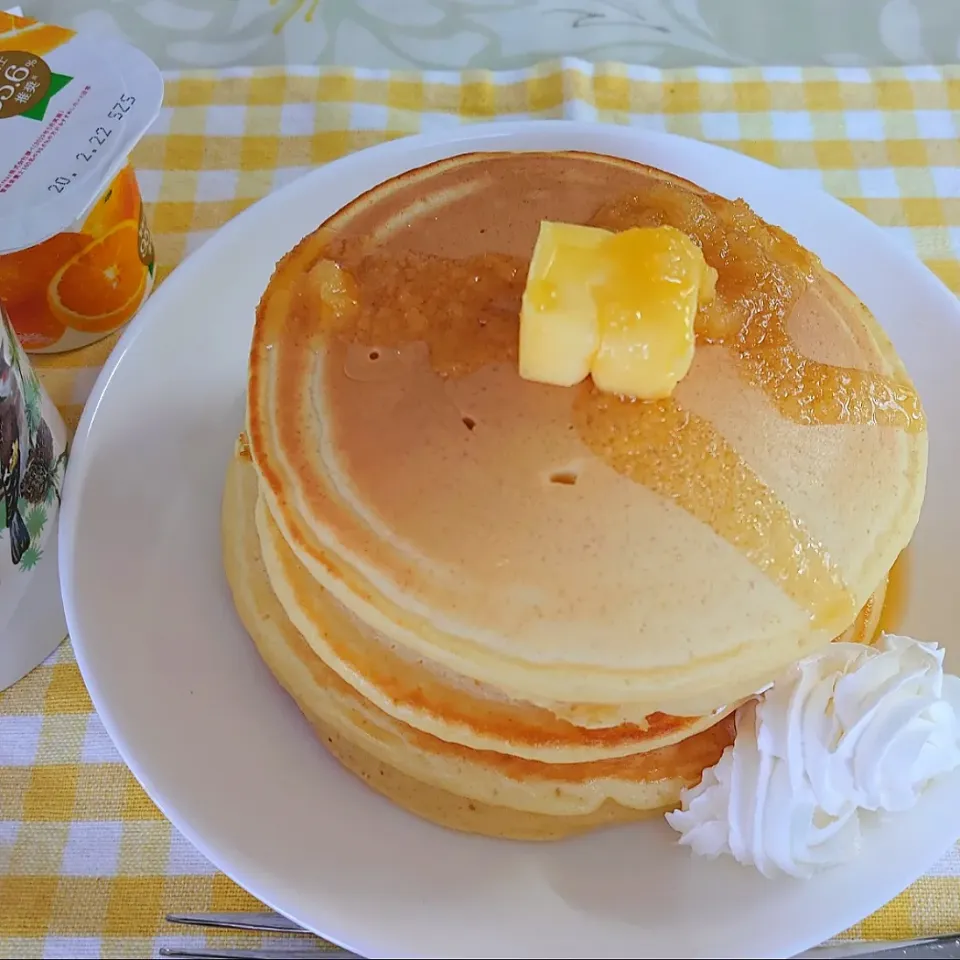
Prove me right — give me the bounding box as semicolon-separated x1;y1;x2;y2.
162;911;358;959
165;911;960;959
166;913;309;935
159;949;354;959
800;937;960;959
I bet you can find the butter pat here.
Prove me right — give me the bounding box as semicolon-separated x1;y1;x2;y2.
518;221;717;400
518;223;607;387
591;226;712;398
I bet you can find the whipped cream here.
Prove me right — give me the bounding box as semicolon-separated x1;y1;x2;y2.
665;634;960;878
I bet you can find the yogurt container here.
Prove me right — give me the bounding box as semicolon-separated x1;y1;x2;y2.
0;11;163;353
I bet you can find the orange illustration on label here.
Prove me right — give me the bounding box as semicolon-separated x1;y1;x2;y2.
0;12;73;57
0;164;155;351
0;11;163;352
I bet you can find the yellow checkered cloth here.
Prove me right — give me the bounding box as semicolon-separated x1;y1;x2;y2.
2;59;960;958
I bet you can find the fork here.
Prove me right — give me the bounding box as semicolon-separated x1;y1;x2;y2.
159;951;353;959
162;911;960;959
161;911;357;959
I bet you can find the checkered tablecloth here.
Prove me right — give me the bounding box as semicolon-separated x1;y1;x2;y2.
2;58;960;959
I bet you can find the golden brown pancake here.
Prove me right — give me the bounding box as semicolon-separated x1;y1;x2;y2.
223;449;737;837
224;448;889;838
316;717;649;841
253;472;886;762
246;151;926;719
226;149;925;839
254;485;733;761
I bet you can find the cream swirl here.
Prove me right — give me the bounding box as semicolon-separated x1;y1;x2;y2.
665;634;960;878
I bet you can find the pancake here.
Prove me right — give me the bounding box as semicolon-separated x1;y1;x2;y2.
254;473;886;761
225;445;887;838
222;449;736;838
227;149;925;840
316;716;647;841
255;482;733;760
246;151;927;717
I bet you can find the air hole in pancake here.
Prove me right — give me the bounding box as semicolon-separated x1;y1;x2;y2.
462;416;477;431
550;471;578;486
369;350;380;360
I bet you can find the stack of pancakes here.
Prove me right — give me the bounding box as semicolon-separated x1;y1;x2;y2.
222;152;927;840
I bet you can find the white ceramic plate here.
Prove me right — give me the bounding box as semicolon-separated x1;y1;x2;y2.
60;121;960;960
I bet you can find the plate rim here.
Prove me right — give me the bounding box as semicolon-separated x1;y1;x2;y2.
59;119;960;959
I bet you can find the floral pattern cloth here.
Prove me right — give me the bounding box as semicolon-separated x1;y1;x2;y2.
20;0;960;71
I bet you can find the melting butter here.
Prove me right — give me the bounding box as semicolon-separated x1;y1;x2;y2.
305;258;359;332
518;221;717;400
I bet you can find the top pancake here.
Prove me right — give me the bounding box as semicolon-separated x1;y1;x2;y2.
246;151;927;714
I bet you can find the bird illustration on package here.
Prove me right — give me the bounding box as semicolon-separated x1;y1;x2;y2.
0;332;31;567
